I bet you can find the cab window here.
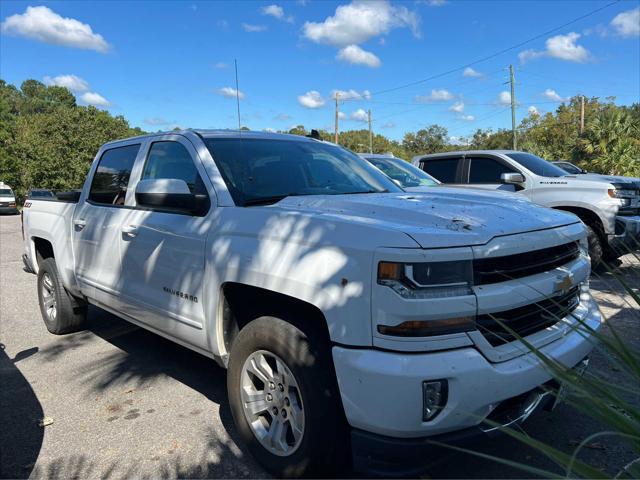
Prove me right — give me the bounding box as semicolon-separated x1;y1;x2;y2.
468;157;517;183
141;141;208;197
89;144;140;205
420;158;460;183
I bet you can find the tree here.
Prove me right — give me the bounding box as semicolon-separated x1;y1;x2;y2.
402;124;449;157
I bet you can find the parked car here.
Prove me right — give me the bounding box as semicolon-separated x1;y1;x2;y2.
22;131;601;477
26;188;55;200
552;160;640;183
415;150;640;265
0;181;18;214
358;153;440;190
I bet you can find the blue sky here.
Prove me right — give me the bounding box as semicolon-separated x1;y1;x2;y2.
1;0;639;141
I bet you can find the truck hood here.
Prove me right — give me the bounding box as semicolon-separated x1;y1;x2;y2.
575;174;640;186
274;192;579;248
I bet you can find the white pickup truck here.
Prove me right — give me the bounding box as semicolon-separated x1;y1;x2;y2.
415;150;640;266
22;131;601;476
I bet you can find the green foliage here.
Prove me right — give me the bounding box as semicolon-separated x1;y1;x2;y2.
0;79;145;202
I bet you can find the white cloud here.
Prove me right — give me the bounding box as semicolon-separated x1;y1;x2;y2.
542;89;567;102
449;101;464;113
415;88;454;102
498;91;511;105
381;121;395;128
80;92;109;107
1;6;110;52
528;105;540;116
298;90;325;108
242;23;267;32
349;108;368;122
145;117;174;126
336;45;381;67
519;32;590;63
338;111;346;119
262;4;294;23
214;62;228;69
302;1;420;47
263;127;277;133
460;114;475;121
611;7;640;37
419;0;447;6
217;87;245;99
462;67;482;77
43;74;89;92
331;89;371;100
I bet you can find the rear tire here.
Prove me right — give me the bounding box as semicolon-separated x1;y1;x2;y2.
585;224;603;269
227;316;347;478
37;258;86;334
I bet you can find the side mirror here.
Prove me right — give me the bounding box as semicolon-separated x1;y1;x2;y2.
135;179;196;212
501;172;525;184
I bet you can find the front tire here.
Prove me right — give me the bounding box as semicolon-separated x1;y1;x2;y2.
37;258;86;334
585;224;603;268
227;316;347;477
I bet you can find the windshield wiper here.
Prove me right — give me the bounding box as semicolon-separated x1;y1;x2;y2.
243;195;290;207
342;189;389;195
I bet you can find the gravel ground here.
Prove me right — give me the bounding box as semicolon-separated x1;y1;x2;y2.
1;213;638;479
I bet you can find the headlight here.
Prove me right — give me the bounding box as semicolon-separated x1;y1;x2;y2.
608;188;637;199
378;260;473;299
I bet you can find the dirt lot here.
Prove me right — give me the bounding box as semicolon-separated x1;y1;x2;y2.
1;213;638;478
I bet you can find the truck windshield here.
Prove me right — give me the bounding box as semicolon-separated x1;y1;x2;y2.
366;157;438;188
0;188;13;197
555;162;582;174
507;153;568;177
204;138;401;206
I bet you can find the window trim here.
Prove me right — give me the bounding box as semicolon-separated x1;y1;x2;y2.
87;143;142;207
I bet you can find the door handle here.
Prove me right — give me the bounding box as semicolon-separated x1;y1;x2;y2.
121;225;139;238
74;219;87;230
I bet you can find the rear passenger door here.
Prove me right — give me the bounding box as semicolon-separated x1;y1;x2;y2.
466;155;520;192
116;136;213;350
73;142;142;301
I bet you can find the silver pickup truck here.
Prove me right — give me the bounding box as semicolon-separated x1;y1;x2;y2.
415;150;640;265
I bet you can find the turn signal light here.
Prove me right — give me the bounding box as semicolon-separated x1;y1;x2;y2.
377;317;475;337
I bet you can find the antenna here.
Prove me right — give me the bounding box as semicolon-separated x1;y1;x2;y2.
234;59;241;132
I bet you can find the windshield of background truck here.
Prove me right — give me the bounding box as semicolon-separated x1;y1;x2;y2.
0;188;14;197
367;157;439;188
204;138;401;205
507;153;568;177
556;162;583;174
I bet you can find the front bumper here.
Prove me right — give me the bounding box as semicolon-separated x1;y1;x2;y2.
0;205;18;214
609;215;640;254
333;294;600;439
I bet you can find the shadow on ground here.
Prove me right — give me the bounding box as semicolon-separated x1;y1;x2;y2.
0;343;43;478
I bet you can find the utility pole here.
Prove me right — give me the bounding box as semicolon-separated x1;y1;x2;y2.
509;64;517;150
580;95;585;135
334;93;340;144
368;109;373;154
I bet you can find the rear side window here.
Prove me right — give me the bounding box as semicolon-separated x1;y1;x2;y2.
468;157;517;183
89;144;140;205
141;141;207;196
420;158;459;183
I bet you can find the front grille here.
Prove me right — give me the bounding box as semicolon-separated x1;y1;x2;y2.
473;241;579;285
477;287;580;346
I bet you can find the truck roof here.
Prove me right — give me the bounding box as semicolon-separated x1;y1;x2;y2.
103;129;322;147
415;150;520;160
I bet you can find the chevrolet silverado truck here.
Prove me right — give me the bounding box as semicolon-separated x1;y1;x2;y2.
22;131;601;476
415;150;640;265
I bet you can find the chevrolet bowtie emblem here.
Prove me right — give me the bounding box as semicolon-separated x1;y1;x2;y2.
555;275;573;294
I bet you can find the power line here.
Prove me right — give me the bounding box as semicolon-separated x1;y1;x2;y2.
368;0;621;97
